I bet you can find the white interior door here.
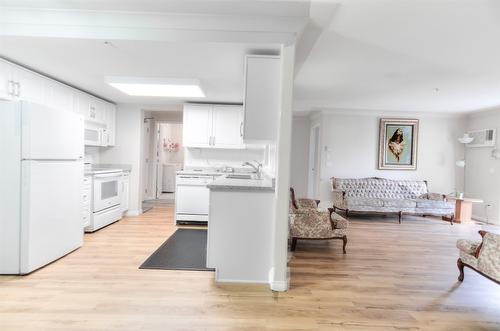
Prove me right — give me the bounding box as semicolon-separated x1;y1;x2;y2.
21;102;84;160
20;160;83;274
308;126;320;198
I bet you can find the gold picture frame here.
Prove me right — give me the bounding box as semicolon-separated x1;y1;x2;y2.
378;118;419;170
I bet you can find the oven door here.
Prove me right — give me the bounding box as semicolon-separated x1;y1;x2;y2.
93;173;122;212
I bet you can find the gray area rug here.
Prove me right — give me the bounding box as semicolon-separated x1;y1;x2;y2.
139;229;214;271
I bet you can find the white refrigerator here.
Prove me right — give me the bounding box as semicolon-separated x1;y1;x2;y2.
0;101;84;274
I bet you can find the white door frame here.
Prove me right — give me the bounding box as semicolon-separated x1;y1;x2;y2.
308;124;320;198
153;120;183;199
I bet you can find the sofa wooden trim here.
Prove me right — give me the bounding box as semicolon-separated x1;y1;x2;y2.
331;177;454;224
457;258;500;285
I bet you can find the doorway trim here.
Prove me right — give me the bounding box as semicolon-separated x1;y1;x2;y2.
308;124;320;198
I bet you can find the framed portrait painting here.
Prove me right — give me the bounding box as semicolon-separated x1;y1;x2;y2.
378;118;419;170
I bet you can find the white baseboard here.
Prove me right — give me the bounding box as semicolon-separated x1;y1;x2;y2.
125;209;142;217
215;278;269;284
268;267;289;292
472;214;499;225
270;280;288;292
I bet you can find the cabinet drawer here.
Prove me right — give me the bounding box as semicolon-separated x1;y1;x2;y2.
83;176;91;186
82;191;91;204
82;213;90;227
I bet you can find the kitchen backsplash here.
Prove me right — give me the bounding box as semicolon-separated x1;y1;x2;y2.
84;146;101;164
184;146;266;169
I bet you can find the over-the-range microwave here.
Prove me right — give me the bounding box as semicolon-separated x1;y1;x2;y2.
84;122;108;147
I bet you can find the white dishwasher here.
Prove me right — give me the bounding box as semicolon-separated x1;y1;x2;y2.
175;174;215;225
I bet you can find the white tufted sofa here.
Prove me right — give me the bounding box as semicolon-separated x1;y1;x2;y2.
331;177;455;223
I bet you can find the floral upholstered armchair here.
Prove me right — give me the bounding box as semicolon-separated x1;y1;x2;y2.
289;188;349;253
456;231;499;284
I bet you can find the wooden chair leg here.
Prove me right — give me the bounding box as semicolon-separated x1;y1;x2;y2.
398;211;403;224
457;258;465;282
291;238;297;251
342;236;347;254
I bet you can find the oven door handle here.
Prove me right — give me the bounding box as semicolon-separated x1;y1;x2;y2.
94;173;122;178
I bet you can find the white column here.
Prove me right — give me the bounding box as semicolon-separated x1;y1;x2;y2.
270;44;295;291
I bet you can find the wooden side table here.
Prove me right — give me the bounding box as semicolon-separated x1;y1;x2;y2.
447;197;483;223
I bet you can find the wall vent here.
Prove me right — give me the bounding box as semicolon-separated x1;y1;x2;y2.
467;129;496;147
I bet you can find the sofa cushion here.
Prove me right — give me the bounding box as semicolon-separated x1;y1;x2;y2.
347;197;384;208
382;198;416;208
332;177;428;199
414;199;454;209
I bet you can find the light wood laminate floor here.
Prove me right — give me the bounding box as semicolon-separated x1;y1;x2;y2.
1;208;499;330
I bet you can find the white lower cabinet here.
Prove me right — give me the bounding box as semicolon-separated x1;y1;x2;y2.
121;172;130;214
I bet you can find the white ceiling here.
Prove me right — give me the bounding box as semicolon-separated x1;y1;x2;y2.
1;0;500;113
0;0;304;105
294;0;500;113
0;37;278;104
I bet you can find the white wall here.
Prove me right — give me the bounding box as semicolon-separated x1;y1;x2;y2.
465;108;500;224
84;146;101;164
184;147;266;169
99;105;144;216
294;111;466;204
290;116;310;197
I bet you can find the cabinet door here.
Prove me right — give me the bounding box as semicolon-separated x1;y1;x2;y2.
88;97;106;124
212;105;244;149
75;93;90;118
183;104;212;148
105;103;116;146
243;55;280;142
0;60;14;100
14;68;44;104
45;81;74;112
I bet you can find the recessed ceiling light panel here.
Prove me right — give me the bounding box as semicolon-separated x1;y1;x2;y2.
105;76;205;98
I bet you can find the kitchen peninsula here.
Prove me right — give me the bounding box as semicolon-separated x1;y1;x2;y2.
206;174;276;284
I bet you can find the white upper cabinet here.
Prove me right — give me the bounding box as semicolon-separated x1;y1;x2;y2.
212;105;244;148
104;103;116;146
46;81;74;113
14;68;45;105
0;60;15;100
88;97;106;124
243;55;281;142
183;103;245;149
183;104;213;148
0;58;117;148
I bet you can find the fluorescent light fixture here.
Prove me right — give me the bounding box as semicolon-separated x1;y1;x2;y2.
105;76;205;98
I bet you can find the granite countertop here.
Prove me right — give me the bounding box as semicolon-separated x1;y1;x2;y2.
207;174;275;192
177;167;257;177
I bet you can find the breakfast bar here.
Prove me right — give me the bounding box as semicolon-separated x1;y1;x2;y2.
206;174;276;285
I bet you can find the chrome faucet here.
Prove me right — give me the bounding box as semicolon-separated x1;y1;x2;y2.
242;160;263;179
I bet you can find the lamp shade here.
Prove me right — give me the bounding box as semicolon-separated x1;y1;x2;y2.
458;133;474;144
